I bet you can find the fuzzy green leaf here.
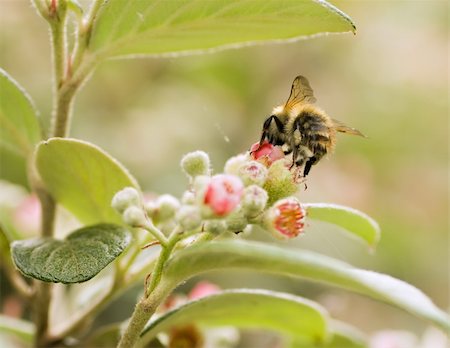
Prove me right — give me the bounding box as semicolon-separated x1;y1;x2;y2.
291;321;367;347
304;203;381;248
140;289;328;345
0;69;41;187
11;223;130;283
35;138;139;224
89;0;356;59
327;323;367;348
163;240;450;331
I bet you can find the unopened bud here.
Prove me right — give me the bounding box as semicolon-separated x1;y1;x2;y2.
204;219;227;235
225;211;248;233
265;197;306;239
241;185;268;217
263;160;298;205
176;205;202;231
238;161;268;186
111;187;141;213
181;191;196;205
155;194;180;221
203;174;244;217
123;206;147;227
224;154;249;176
144;200;157;218
181;151;211;178
193;175;212;196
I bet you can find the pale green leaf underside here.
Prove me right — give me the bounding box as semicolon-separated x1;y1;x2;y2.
0;69;41;187
35;138;139;224
305;203;381;248
164;240;450;331
140;289;328;345
90;0;356;58
0;315;34;343
302;321;367;348
11;223;130;283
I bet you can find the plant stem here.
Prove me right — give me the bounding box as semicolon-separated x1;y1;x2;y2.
71;0;104;73
31;0;50;21
117;284;168;348
142;220;169;247
31;2;103;346
117;228;182;348
33;3;69;345
33;282;52;347
145;227;181;296
51;84;78;138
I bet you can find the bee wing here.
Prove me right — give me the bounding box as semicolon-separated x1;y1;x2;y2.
332;119;366;137
285;75;317;110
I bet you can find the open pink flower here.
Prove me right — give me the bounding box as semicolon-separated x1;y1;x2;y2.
204;174;244;216
250;141;284;166
266;198;306;239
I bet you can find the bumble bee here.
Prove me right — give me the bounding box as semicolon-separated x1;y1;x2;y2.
257;75;364;177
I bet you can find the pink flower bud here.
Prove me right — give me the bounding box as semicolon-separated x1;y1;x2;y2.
265;198;306;239
250;141;284;166
188;281;221;300
203;174;244;216
14;194;41;235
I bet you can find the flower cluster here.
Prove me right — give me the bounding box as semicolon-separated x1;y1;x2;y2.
112;143;307;239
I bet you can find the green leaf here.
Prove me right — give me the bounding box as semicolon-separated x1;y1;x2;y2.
163;240;450;331
11;223;130;283
0;68;41;187
84;323;122;348
35;138;139;224
304;203;380;248
140;289;328;346
89;0;356;59
325;322;367;348
291;321;367;348
0;315;34;344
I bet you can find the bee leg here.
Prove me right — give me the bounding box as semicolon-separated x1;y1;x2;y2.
290;145;299;169
303;156;317;177
259;115;284;146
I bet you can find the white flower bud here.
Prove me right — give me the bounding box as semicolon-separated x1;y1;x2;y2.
224;154;248;176
193;175;211;194
241;185;268;217
155;194;180;221
144;200;157;218
225;211;248;233
123;206;147;227
204;219;227;235
237;161;268;187
181;190;196;205
193;175;212;212
111;187;141;213
176;205;202;231
181;151;211;178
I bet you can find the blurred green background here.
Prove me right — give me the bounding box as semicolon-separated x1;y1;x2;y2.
1;0;448;341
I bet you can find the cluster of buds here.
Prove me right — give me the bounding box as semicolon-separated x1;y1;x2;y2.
112;143;307;240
